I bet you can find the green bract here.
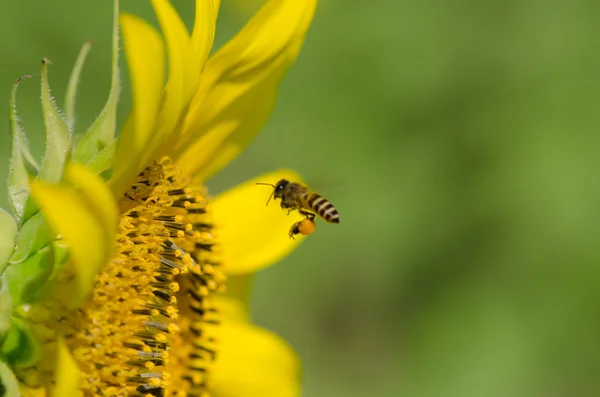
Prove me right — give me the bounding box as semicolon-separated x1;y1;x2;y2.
0;276;12;335
9;212;53;266
5;246;55;307
73;6;120;170
0;209;17;273
0;361;19;397
64;41;92;130
1;317;41;369
7;76;35;221
20;60;72;224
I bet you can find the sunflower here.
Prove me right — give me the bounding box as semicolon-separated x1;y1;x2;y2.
0;0;317;395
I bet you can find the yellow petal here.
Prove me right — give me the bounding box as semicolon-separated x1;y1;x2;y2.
174;0;317;179
211;321;301;397
31;164;117;304
147;0;195;161
110;13;164;199
215;274;255;323
19;387;46;397
212;170;306;276
65;163;117;243
52;339;79;397
214;294;251;324
190;0;219;74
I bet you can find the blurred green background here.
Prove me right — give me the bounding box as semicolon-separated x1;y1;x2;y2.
3;0;600;396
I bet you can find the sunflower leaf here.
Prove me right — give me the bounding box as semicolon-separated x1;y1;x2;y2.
9;212;53;266
8;76;33;220
73;0;120;166
0;360;21;397
0;209;17;275
21;59;72;224
65;41;92;130
1;318;41;368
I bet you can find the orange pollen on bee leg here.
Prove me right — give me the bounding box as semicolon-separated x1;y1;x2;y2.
298;218;316;235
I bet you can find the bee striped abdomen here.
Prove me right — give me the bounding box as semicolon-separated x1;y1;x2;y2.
305;193;340;223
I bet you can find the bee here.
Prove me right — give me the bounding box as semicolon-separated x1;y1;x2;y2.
289;217;317;239
257;179;340;236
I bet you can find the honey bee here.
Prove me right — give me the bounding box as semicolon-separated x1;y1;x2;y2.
257;179;340;237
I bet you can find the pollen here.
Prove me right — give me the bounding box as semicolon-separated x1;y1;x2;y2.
17;158;225;397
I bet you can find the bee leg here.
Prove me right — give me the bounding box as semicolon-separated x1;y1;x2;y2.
299;209;315;220
288;222;300;239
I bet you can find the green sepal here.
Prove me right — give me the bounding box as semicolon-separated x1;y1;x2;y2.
73;0;120;166
64;41;92;130
21;59;72;224
0;360;21;397
7;76;34;221
9;212;53;266
1;318;41;369
5;246;55;307
0;210;17;275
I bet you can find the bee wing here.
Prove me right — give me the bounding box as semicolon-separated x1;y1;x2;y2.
302;174;345;199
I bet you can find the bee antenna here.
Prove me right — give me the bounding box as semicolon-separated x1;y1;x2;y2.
255;182;276;206
265;191;276;206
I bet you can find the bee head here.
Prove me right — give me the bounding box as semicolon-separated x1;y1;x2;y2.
255;179;290;206
273;179;290;199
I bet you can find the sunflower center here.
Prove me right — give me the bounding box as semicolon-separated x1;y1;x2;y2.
18;158;225;397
